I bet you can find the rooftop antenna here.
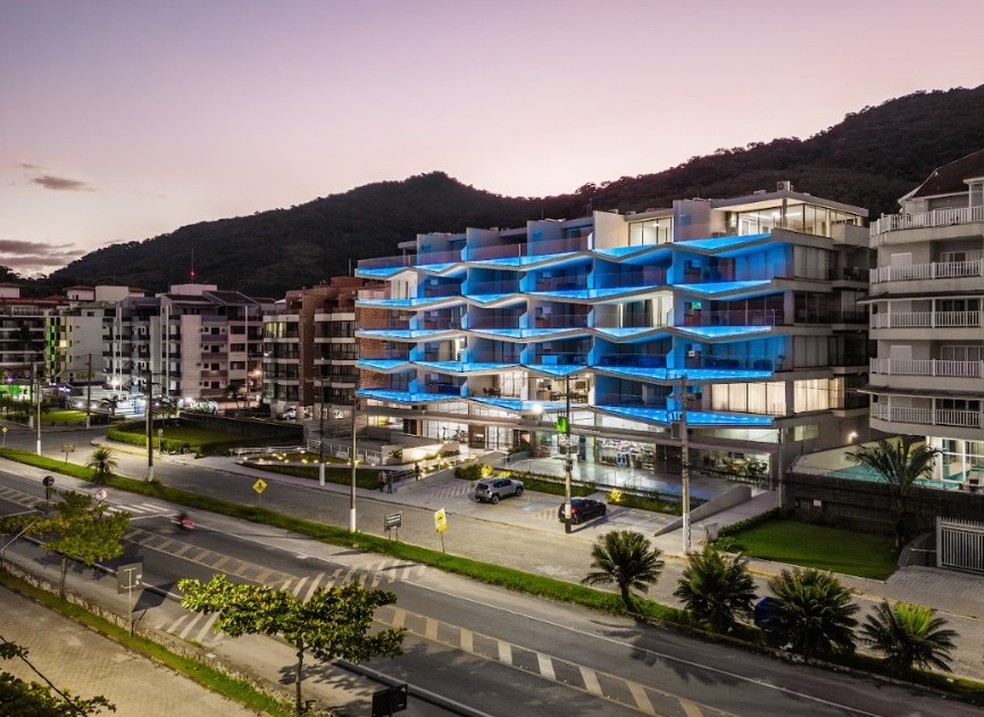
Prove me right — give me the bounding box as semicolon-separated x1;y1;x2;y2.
190;248;196;281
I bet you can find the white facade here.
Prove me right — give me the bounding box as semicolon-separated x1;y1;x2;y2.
867;149;984;486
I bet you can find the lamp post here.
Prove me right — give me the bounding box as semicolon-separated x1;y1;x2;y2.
33;365;41;456
349;395;359;532
563;374;573;534
678;374;691;554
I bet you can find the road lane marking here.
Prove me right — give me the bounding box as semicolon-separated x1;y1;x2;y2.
627;681;657;715
680;699;703;717
579;665;602;696
497;641;512;664
536;653;555;681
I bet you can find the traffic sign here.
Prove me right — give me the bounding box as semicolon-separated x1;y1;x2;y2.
434;508;447;533
117;562;143;595
94;489;108;502
252;479;267;494
42;475;54;487
384;512;403;531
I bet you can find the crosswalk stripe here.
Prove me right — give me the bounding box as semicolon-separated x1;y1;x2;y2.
579;665;603;696
680;699;704;717
302;573;325;602
627;681;657;715
291;576;309;598
497;640;512;664
459;627;472;653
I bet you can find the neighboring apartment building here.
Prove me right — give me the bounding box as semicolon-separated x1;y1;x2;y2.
54;285;143;389
0;284;64;400
867;148;984;486
104;283;271;403
263;277;364;419
354;183;871;485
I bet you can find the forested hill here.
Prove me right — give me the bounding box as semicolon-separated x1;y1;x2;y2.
49;84;984;297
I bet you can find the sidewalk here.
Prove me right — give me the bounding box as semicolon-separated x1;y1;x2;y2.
1;585;263;716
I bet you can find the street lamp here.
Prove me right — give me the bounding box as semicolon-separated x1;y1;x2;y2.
349;395;359;532
676;374;692;554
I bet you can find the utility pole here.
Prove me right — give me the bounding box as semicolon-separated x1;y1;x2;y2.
563;375;573;534
679;374;691;554
33;364;41;456
144;371;155;482
85;353;92;430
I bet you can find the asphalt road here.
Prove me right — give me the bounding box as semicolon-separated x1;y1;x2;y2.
3;452;982;717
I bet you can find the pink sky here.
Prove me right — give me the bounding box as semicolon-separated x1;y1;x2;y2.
2;0;983;276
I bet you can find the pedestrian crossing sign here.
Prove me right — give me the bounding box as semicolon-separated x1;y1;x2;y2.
434;508;447;533
253;479;267;495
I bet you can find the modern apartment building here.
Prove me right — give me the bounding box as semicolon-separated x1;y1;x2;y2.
354;184;871;486
104;284;271;403
263;277;364;420
867;149;984;486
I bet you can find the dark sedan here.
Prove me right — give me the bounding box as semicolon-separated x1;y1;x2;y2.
557;497;606;525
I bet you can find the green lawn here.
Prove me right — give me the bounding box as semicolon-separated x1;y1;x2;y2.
724;519;898;580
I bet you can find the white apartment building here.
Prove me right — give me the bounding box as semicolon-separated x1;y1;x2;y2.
104;284;272;403
867;148;984;486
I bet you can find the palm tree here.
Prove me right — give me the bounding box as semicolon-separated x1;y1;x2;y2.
767;568;859;661
674;545;756;632
581;530;664;613
861;601;956;675
847;436;939;548
85;446;118;483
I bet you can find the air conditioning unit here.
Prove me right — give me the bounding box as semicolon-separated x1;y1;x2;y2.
777;181;793;192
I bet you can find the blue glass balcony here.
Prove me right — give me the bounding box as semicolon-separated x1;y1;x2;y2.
673;232;771;254
594;403;775;427
357;389;455;405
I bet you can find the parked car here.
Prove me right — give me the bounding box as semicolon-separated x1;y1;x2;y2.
558;497;607;524
474;477;524;504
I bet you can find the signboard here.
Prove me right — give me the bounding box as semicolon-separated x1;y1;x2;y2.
384;512;403;532
434;508;447;534
371;684;408;717
253;479;267;495
42;475;54;487
117;562;143;595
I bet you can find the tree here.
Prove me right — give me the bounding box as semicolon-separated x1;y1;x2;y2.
581;530;664;613
674;546;756;632
85;446;118;483
179;574;404;715
13;491;130;597
0;639;115;715
767;568;859;661
861;601;956;675
847;436;939;548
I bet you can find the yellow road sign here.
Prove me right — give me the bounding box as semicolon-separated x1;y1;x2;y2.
253;478;267;495
434;508;447;533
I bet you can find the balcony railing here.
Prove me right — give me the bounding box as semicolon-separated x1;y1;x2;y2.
871;404;982;429
870;205;984;239
870;311;981;329
870;358;983;378
683;309;780;327
870;259;984;284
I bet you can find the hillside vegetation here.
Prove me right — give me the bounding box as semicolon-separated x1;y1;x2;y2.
46;85;984;297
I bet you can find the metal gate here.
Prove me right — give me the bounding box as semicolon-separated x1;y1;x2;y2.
937;517;984;573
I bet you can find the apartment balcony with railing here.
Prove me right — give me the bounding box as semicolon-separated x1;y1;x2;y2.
870;204;984;241
682;308;783;327
871;403;982;430
870;311;981;330
870;357;984;393
870;258;984;285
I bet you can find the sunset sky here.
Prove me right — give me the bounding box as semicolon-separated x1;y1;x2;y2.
2;0;982;276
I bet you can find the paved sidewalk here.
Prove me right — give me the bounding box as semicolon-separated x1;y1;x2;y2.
1;585;263;716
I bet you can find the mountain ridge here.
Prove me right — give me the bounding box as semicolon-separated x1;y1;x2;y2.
47;84;984;297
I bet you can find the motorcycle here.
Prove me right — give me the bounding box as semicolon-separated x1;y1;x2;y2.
176;513;194;531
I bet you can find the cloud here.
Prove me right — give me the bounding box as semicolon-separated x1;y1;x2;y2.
17;162;44;170
30;174;94;192
0;239;85;273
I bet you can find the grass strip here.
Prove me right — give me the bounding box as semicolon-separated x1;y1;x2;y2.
0;569;294;717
